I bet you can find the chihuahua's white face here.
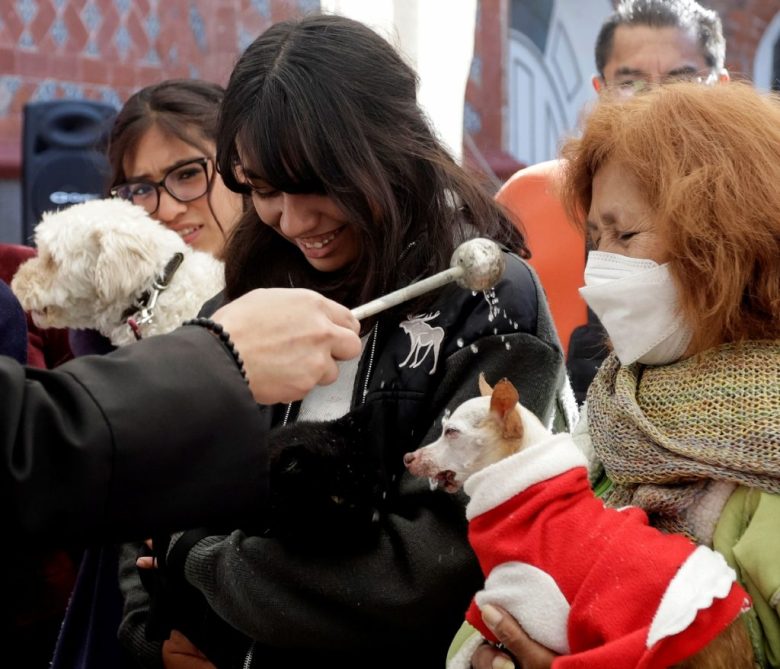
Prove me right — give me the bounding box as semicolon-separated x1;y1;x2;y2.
406;396;506;491
403;375;549;492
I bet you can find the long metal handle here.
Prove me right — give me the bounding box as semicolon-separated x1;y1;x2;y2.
351;266;464;320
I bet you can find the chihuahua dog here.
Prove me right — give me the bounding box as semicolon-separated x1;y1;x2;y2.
404;375;752;669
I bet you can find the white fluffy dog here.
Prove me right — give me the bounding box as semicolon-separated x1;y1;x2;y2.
11;198;225;346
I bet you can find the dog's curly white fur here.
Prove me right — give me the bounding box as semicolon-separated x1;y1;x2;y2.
11;198;225;346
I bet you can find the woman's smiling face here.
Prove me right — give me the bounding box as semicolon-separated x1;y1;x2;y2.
237;158;360;273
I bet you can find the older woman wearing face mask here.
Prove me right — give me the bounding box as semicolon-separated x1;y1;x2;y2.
462;81;780;669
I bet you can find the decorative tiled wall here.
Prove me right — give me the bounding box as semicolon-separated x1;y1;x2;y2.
0;0;320;175
4;0;774;183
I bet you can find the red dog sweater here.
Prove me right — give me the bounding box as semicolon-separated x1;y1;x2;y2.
462;433;749;669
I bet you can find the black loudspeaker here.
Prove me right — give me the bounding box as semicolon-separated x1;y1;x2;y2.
21;100;117;245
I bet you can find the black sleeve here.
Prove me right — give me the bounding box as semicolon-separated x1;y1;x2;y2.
1;325;270;546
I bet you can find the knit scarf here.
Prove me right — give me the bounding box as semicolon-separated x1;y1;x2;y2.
587;340;780;541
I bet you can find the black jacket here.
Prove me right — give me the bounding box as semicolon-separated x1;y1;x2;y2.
120;254;575;668
1;326;269;547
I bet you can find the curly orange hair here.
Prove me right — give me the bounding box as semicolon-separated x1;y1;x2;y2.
561;81;780;353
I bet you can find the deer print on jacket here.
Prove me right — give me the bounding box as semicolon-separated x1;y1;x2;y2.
399;312;444;375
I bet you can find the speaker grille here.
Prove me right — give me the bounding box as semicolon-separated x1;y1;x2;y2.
21;100;117;245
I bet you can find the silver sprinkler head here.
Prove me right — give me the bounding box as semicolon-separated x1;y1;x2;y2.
450;238;505;291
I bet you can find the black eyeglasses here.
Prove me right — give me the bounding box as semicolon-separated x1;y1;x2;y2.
110;157;211;215
605;71;719;98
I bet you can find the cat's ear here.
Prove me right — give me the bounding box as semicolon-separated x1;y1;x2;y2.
478;372;493;397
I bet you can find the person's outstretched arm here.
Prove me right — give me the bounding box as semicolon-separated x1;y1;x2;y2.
1;288;361;545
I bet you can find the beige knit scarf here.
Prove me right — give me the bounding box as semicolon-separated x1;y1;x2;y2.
587;340;780;540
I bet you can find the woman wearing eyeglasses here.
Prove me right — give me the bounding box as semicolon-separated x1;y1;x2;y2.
107;79;244;257
64;80;243;361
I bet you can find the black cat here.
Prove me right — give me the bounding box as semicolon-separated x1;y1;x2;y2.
141;406;385;657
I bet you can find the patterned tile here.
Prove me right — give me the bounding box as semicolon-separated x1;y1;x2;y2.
31;79;58;102
297;0;319;13
145;12;159;41
62;4;90;52
81;2;102;32
99;85;122;109
113;23;131;59
60;81;85;98
16;0;39;26
189;4;206;51
470;55;482;85
239;25;255;52
84;38;100;56
0;76;22;117
50;17;69;47
463;101;481;134
251;0;271;19
19;30;35;48
3;8;23;42
2;0;328;184
145;47;160;65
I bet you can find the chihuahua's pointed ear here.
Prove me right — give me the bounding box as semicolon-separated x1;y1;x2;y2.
489;378;524;440
478;372;493;397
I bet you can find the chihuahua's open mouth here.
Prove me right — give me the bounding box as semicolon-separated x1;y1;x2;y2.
429;470;458;493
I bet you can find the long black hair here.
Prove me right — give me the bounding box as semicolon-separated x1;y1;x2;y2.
217;14;527;307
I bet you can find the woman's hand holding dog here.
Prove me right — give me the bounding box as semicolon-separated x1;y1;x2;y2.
161;630;216;669
212;288;361;404
471;605;556;669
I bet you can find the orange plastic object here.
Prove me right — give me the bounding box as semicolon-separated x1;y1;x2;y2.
496;159;588;356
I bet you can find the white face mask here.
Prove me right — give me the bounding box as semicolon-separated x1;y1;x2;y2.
579;251;693;366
